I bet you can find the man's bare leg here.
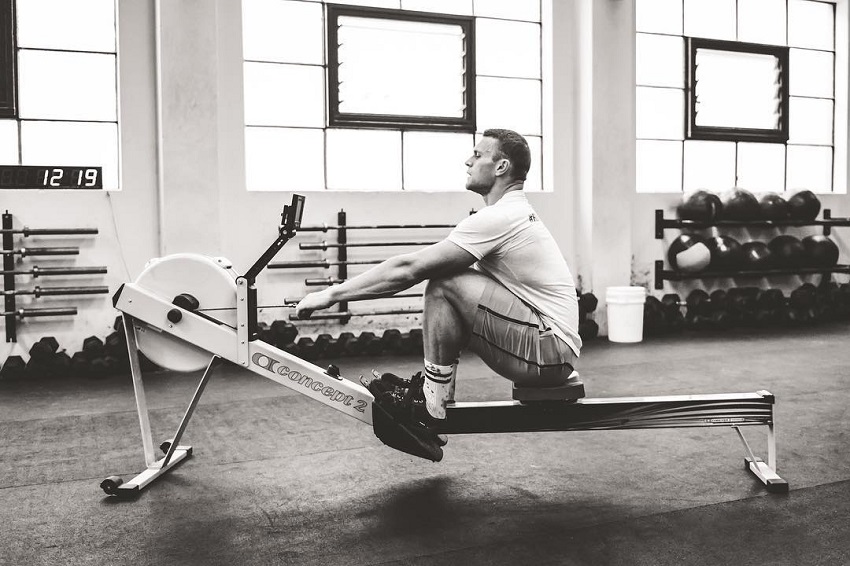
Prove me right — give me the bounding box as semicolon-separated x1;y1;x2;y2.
421;270;491;418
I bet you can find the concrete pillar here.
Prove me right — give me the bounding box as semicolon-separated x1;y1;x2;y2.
157;0;224;255
551;0;636;335
589;0;637;334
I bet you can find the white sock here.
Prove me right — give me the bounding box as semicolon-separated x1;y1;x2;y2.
423;360;456;419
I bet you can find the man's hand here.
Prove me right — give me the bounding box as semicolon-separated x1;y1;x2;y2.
295;289;336;320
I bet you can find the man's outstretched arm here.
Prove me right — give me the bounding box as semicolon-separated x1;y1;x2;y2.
295;239;476;319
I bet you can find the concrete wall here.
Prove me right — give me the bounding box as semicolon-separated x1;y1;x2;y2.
4;0;849;361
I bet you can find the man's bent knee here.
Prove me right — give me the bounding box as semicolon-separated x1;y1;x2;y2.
425;271;490;309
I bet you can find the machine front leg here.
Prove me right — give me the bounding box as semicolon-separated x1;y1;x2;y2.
100;315;215;498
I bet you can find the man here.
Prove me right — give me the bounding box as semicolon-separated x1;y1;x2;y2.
296;128;582;460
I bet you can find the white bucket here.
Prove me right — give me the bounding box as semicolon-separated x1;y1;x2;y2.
606;286;647;343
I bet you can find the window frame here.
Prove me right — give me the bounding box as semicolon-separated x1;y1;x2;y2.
686;37;790;144
325;4;476;132
0;0;16;119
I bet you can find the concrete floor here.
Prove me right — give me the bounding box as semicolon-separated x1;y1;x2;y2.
1;323;849;565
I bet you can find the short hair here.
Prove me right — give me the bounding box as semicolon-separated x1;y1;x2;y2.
482;128;531;182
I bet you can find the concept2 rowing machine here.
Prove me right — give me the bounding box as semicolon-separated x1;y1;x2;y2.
101;194;788;498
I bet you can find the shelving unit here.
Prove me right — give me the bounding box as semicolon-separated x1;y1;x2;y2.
654;209;850;238
654;261;850;289
654;208;850;290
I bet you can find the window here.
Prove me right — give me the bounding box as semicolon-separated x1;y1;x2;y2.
636;0;839;194
686;38;789;143
242;0;546;192
0;0;119;189
326;5;475;131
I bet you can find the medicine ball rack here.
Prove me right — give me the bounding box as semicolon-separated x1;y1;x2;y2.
653;209;850;290
268;209;466;323
2;211;108;343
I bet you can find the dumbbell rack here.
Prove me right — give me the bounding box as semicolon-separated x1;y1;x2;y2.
268;209;466;322
653;209;850;289
2;211;107;348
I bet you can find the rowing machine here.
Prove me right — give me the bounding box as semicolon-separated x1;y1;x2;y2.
101;194;788;498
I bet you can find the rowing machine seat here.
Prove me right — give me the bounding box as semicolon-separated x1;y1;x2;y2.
512;371;585;403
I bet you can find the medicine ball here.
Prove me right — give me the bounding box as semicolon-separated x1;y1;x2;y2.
704;235;742;271
758;192;790;221
740;241;773;271
719;187;760;221
677;190;723;222
768;235;806;268
801;235;839;268
667;234;711;273
787;190;821;221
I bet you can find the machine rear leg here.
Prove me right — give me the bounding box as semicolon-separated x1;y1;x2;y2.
735;424;788;494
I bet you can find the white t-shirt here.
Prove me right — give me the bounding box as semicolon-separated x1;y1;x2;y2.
447;191;582;357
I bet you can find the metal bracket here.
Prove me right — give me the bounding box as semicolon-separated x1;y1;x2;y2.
236;277;250;367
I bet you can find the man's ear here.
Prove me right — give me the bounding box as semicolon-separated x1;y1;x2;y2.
495;158;511;177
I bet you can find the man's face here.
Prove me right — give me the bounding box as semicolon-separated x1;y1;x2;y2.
464;137;504;195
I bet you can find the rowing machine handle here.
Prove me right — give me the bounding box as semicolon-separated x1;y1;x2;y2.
281;194;305;235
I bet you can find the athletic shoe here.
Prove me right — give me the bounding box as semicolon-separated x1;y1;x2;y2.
367;371;447;460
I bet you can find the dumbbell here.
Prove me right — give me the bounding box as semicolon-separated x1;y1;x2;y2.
789;283;816;309
29;336;59;361
52;352;72;378
294;334;332;360
725;287;759;313
381;329;403;353
397;328;424;355
720;287;760;327
0;355;26;380
812;281;846;323
325;332;354;357
755;282;836;327
82;336;105;359
784;307;813;326
757;288;785;310
83;334;129;379
808;284;834;324
755;286;834;328
105;331;128;362
343;332;375;357
669;290;735;331
700;287;764;330
662;290;715;316
255;322;272;343
578;292;598;319
314;334;332;358
296;337;317;360
835;284;850;318
578;319;599;340
70;352;91;378
747;288;785;327
25;337;60;378
655;294;686;332
643;295;667;336
361;332;384;356
270;320;299;349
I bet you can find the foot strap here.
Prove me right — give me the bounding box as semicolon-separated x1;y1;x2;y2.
371;402;444;462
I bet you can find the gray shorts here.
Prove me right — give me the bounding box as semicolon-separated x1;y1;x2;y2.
467;278;577;387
